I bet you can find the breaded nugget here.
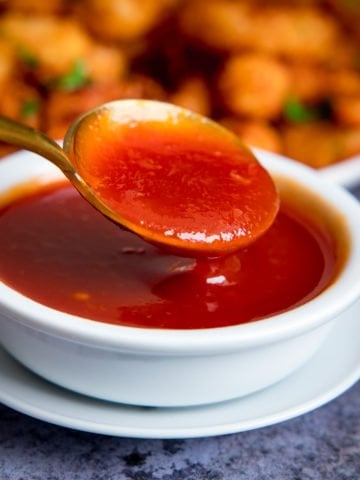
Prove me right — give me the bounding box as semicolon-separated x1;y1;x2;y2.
180;0;254;52
45;83;128;139
0;14;127;88
169;77;211;116
254;6;343;61
0;39;16;90
0;14;92;80
288;64;327;103
327;69;360;97
111;75;166;101
341;128;360;159
221;118;283;153
282;122;343;167
86;45;127;84
288;66;360;104
77;0;175;43
180;1;344;62
218;54;290;118
333;96;360;127
0;80;41;129
45;76;165;139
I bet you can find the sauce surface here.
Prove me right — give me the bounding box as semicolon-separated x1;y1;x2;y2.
0;182;336;329
69;108;279;254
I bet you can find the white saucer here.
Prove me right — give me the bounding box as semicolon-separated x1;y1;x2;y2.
0;299;359;439
320;153;360;188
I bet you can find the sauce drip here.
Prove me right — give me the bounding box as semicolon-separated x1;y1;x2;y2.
69;109;279;255
0;183;336;329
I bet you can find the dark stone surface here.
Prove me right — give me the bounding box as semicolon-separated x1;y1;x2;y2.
0;382;359;480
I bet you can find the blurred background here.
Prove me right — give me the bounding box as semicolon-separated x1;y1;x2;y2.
0;0;359;168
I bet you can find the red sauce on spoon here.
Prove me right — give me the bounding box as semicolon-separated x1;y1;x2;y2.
68;103;279;255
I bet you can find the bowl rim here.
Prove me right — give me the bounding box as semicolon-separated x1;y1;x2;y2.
0;148;360;355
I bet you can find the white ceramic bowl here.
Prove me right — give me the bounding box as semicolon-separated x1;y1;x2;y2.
0;148;360;407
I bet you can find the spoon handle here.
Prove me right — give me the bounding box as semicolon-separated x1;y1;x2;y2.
0;114;124;227
0;115;73;174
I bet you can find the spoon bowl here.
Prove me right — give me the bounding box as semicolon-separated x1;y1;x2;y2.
0;100;279;255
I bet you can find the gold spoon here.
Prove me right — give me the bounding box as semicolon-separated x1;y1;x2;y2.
0;100;279;255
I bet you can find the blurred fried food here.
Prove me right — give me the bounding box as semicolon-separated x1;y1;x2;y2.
332;96;360;127
180;0;354;64
0;0;359;167
218;54;290;118
221;118;283;153
283;122;360;167
0;14;93;80
45;75;165;139
169;77;211;116
76;0;178;43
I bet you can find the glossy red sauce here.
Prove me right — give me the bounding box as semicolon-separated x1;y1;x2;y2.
69;113;279;254
0;182;337;329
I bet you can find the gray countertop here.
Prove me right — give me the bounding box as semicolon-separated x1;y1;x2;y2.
1;186;359;480
0;382;359;480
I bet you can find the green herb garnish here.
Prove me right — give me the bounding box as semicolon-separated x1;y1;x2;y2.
56;59;89;92
20;98;40;119
17;46;39;69
283;98;319;123
284;97;332;123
